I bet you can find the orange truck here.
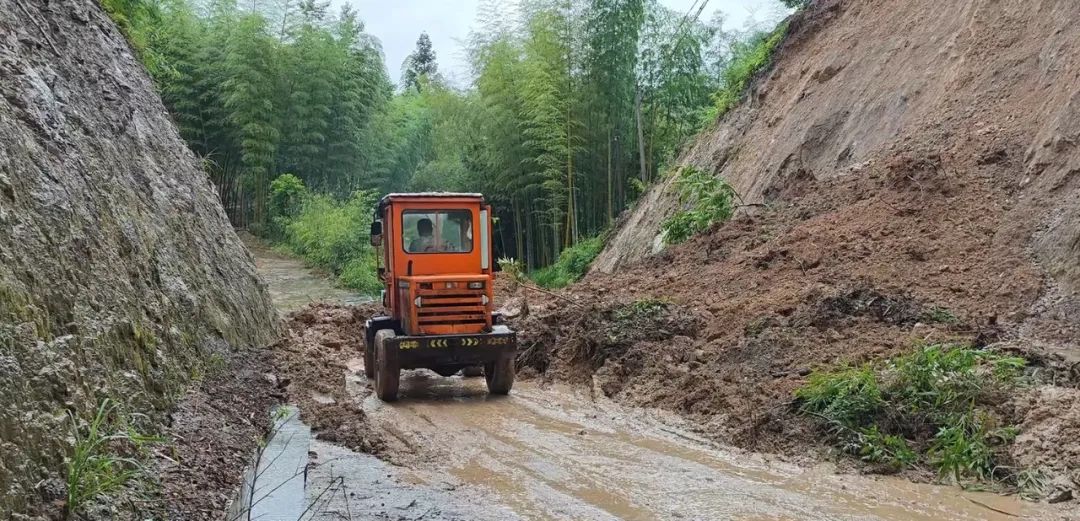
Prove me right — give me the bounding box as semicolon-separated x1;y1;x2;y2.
363;193;516;401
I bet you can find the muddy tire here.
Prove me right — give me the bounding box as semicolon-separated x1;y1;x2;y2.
363;331;376;379
485;353;515;395
461;365;484;378
374;329;400;401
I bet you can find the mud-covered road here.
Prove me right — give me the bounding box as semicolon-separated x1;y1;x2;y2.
252;243;1065;521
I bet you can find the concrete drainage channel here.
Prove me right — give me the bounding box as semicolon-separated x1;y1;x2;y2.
225;405;510;521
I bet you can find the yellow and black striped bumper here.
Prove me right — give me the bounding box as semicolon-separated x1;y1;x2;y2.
389;326;516;370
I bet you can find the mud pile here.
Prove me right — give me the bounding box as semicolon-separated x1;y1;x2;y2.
157;351;281;520
0;1;278;516
273;303;384;453
528;0;1080;499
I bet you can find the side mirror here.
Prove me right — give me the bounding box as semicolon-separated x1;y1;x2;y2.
369;220;383;247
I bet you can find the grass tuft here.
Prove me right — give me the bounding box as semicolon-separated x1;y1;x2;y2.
66;399;160;516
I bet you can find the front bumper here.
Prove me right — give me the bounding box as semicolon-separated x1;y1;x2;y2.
389;325;517;370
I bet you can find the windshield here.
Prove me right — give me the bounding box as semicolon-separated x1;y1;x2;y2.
402;210;473;253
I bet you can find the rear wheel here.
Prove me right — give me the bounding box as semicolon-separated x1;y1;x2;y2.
484;353;515;395
363;330;376;379
374;330;400;401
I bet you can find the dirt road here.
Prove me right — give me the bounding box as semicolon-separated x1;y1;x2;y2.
241;233;369;311
253;243;1067;521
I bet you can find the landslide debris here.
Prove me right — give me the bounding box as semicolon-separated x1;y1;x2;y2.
0;1;277;517
155;350;281;521
272;303;385;455
541;0;1080;500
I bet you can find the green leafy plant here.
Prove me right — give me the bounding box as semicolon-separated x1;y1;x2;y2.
855;426;917;468
928;418;996;482
614;298;671;323
530;236;605;289
497;257;526;284
796;365;883;427
662;166;741;244
66;399;159;516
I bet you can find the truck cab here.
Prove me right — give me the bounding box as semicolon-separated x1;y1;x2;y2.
364;193;516;401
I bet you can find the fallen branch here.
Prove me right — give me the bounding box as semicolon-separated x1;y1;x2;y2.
963;496;1018;518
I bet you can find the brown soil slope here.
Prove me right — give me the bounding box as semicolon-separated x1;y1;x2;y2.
0;1;278;517
529;0;1080;498
596;0;1080;308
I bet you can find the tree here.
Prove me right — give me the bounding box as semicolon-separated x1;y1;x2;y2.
401;32;438;91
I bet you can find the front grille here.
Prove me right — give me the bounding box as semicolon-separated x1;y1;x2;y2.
416;291;487;326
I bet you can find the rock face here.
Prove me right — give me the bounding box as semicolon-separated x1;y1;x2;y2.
0;1;278;515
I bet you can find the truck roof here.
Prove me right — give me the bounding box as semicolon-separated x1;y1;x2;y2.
377;192;486;215
381;192;484;201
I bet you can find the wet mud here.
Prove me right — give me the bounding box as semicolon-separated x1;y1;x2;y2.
354;374;1061;521
253;241;1074;521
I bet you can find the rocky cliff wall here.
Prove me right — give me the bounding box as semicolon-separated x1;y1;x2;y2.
0;1;279;515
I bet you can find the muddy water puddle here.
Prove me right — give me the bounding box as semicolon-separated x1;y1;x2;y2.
354;371;1061;521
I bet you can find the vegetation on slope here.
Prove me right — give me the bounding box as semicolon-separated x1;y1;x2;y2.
531;237;606;289
662;166;741;244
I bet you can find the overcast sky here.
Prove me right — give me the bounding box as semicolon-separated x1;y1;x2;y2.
330;0;790;87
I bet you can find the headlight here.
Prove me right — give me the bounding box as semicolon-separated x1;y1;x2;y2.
468;281;485;289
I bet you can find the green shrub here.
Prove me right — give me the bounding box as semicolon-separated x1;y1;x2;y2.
530;237;605;289
796;365;883;427
701;23;789;125
796;344;1029;484
277;190;383;294
854;426;917;468
661;166;740;244
267;173;308;240
338;255;382;293
269;174;307;219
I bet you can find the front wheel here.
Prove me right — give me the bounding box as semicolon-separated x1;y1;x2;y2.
374;329;400;401
485;353;515;395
